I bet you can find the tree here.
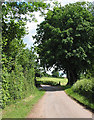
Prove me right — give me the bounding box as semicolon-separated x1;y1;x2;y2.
2;1;50;72
2;2;49;62
88;1;94;16
86;2;94;78
34;2;94;85
52;70;59;77
2;1;50;107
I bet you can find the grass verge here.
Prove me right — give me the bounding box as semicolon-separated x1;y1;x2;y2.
2;88;45;118
65;87;94;112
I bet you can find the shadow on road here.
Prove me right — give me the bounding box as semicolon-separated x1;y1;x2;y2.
38;85;94;114
39;84;71;92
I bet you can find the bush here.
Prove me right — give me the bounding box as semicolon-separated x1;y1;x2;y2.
2;65;35;108
72;78;94;101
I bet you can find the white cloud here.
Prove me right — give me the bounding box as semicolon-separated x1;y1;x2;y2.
23;11;44;49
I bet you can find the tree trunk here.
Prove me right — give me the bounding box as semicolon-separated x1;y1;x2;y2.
34;76;37;87
66;70;70;85
66;69;77;85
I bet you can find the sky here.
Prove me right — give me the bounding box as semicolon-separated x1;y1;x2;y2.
23;0;94;49
23;0;94;75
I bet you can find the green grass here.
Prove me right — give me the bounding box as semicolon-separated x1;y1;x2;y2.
2;88;45;118
37;77;68;86
3;77;93;118
65;85;94;111
36;77;94;111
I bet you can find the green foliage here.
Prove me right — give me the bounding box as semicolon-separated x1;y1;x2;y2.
2;63;36;108
41;72;52;77
65;86;94;110
2;89;45;118
87;2;94;16
2;67;10;108
72;78;94;101
52;70;59;77
86;60;94;78
2;1;49;109
34;2;94;85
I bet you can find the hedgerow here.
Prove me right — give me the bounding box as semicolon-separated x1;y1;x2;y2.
2;1;49;109
72;78;94;102
2;64;35;108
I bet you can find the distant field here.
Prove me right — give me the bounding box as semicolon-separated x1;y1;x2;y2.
36;77;68;86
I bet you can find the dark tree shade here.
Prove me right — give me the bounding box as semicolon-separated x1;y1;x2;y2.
34;2;94;85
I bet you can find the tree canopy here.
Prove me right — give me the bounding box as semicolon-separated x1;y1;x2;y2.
34;2;94;85
52;70;59;78
2;1;50;108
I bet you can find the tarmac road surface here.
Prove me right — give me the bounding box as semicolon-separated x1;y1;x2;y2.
27;85;92;118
